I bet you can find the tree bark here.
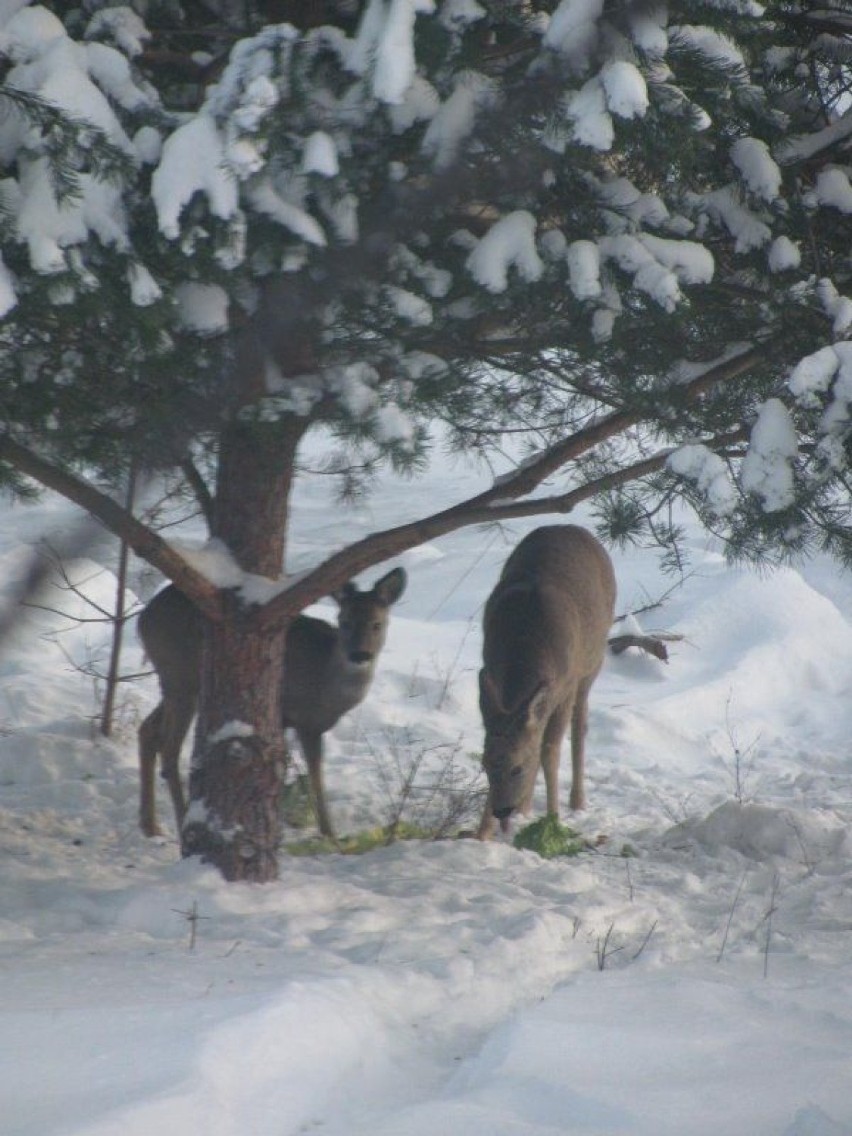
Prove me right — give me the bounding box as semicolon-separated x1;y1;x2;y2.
213;418;305;577
100;467;137;737
181;601;289;881
183;416;307;881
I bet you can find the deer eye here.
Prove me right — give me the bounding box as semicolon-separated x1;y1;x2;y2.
372;621;381;631
511;764;524;778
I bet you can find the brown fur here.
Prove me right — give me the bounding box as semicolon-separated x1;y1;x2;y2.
137;568;406;839
478;526;615;838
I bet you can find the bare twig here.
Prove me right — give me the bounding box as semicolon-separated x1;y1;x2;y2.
763;873;780;979
0;435;223;621
631;920;659;961
717;870;748;963
367;728;485;838
611;574;696;625
172;900;209;951
719;690;761;804
435;616;478;711
595;922;624;970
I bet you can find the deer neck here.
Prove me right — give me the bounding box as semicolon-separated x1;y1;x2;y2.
327;638;376;703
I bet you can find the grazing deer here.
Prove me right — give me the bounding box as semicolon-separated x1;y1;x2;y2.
477;525;615;839
137;567;407;839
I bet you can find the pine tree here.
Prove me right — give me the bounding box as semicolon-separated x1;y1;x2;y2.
1;0;852;878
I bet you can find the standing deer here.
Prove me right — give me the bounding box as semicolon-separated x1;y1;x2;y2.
137;567;407;839
477;525;615;839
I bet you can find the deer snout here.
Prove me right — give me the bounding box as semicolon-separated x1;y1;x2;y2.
492;803;515;834
348;650;373;665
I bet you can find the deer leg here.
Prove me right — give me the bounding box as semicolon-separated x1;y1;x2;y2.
569;677;594;811
540;700;571;818
477;787;497;841
158;693;195;833
139;703;164;837
297;728;335;839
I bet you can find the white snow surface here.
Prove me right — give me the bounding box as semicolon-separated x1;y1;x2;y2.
2;434;852;1136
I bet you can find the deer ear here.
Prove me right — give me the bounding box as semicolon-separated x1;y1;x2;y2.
373;566;407;606
522;682;550;725
332;581;358;606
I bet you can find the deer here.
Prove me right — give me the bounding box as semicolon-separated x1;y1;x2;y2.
477;525;616;839
137;566;407;840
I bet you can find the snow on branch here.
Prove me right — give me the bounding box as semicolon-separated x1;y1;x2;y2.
466;212;543;293
599;234;713;312
152;116;239;239
668;443;739;517
740;399;798;513
730;138;782;202
348;0;435;104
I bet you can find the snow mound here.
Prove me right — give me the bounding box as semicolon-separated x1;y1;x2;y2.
665;801;848;863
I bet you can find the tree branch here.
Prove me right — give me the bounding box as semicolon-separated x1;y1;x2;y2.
0;435;224;621
179;456;216;533
2;372;752;632
255;424;749;628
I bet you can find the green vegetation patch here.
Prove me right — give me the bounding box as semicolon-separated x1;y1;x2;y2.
280;774;315;829
513;815;586;859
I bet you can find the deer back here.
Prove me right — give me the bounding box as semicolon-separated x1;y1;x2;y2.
480;525;615;740
482;525;615;712
478;525;616;827
138;583;203;704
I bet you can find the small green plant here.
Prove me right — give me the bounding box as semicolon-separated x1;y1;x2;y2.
284;820;433;857
512;815;586;859
280;772;315;829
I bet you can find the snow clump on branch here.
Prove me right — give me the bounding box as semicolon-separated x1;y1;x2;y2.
741;400;798;513
466;212;544;293
668;444;738;516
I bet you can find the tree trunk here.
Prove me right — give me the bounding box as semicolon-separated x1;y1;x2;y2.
181;605;289;881
182;416;307;881
213;420;302;577
100;467;136;737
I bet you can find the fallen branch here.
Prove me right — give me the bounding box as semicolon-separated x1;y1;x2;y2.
608;632;683;662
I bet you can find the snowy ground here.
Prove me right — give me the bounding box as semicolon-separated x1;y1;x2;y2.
2;436;852;1136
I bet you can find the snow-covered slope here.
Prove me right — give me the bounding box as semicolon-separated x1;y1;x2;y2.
2;439;852;1136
